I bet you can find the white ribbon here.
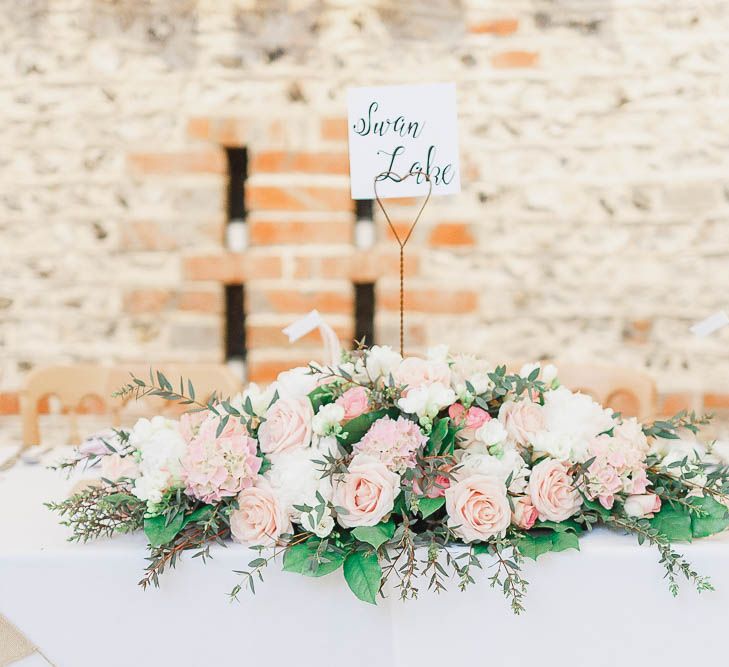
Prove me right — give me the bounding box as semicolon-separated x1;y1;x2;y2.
690;311;729;337
282;310;341;367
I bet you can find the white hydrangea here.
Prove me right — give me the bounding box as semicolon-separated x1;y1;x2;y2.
274;366;319;399
266;449;333;521
311;403;345;436
458;448;528;494
365;345;402;380
129;416;188;507
397;382;456;424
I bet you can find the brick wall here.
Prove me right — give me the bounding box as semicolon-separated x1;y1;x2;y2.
2;0;729;429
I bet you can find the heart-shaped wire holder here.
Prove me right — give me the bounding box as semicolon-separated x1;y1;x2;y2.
373;171;433;356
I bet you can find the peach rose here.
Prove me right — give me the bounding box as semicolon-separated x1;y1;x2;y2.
333;455;400;528
623;493;661;518
229;479;292;546
498;399;545;447
529;459;582;522
258;397;313;456
445;473;511;542
335;386;369;421
394;357;451;392
511;495;538;530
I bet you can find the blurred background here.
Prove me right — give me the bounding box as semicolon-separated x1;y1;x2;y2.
1;0;729;446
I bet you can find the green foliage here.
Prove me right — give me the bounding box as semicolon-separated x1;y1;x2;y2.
282;539;346;577
144;512;186;548
650;495;729;542
418;496;446;519
517;530;580;561
308;385;336;413
643;410;712;440
352;520;395;549
343;550;382;605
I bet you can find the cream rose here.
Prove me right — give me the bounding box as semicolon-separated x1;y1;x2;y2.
529;459;582;522
229;479;292;546
333;455;400;528
623;493;661;519
498;399;546;447
258;396;313;455
394;357;452;391
445;473;511;542
511;495;538;530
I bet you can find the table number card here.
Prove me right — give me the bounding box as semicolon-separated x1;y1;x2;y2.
346;82;461;200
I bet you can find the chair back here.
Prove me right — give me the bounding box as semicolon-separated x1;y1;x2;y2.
552;363;657;420
21;364;242;447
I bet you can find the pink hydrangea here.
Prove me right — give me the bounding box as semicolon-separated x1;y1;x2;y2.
353;416;427;473
584;418;650;509
182;414;261;504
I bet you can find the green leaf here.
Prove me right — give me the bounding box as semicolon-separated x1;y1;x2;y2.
517;530;580;560
343;550;382;605
144;511;185;548
533;519;584;535
425;417;449;456
352;520;395;549
650;505;693;542
308;386;335;413
690;496;729;538
582;498;612;520
418;496;446;519
100;492;139;507
338;409;387;447
283;540;346;578
182;505;214;528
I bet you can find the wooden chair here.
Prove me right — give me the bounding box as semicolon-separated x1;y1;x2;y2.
20;364;243;448
550;363;657;420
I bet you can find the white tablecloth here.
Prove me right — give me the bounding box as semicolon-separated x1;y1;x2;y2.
2;446;729;666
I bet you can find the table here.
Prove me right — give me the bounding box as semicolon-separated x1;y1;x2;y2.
2;446;729;667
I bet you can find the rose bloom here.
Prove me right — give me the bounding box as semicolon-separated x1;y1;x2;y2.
333;454;401;528
230;478;292;546
624;493;661;518
446;473;511;542
258;396;313;455
335;386;369;421
511;495;538;530
394;357;452;392
529;459;583;522
498;399;546;447
450;404;491;448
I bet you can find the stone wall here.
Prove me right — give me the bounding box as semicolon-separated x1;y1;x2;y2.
2;0;729;438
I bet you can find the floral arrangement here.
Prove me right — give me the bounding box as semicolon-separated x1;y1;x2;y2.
49;346;729;612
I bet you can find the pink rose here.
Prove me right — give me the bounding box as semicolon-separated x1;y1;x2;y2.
623;493;661;518
229;478;292;546
335;387;369;421
529;459;582;522
100;453;139;481
511;495;538;530
395;357;451;393
498;400;545;447
258;397;313;455
445;473;511;542
450;404;492;448
333;455;401;528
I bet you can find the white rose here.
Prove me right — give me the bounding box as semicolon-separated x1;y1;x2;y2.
445;473;511;542
458;449;528;493
623;493;661;518
542;364;558;384
275;367;319;399
397;382;456;422
427;344;450;362
365;345;402;379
